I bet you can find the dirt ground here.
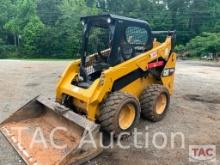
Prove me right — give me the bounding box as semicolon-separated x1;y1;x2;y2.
0;60;220;165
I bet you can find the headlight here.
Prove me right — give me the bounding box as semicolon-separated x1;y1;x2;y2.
107;18;111;24
81;20;85;26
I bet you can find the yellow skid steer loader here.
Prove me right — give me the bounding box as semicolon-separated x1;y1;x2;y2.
0;14;176;165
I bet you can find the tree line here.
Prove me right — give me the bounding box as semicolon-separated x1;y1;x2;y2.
1;0;220;59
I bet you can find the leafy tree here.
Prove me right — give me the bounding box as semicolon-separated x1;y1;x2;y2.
4;0;44;56
186;32;220;56
37;0;62;26
22;16;44;56
57;0;98;57
1;0;220;58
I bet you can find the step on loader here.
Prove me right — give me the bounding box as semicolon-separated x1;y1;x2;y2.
0;14;176;165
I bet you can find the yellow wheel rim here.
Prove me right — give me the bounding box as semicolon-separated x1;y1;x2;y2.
155;94;167;115
119;103;136;130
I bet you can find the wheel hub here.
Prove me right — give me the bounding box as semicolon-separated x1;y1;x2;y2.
155;94;167;115
119;103;136;130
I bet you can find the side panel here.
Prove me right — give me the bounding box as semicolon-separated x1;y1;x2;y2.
161;53;177;95
120;76;157;98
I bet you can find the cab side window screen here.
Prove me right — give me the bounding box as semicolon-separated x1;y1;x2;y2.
125;27;148;45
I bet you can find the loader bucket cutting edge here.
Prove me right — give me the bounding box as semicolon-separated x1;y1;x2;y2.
0;96;103;165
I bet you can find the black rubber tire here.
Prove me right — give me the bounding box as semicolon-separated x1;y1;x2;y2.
140;84;170;122
99;92;141;137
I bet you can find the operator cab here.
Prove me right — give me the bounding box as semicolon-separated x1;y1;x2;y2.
78;14;153;88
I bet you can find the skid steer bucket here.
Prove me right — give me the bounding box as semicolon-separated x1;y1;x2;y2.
0;96;103;165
